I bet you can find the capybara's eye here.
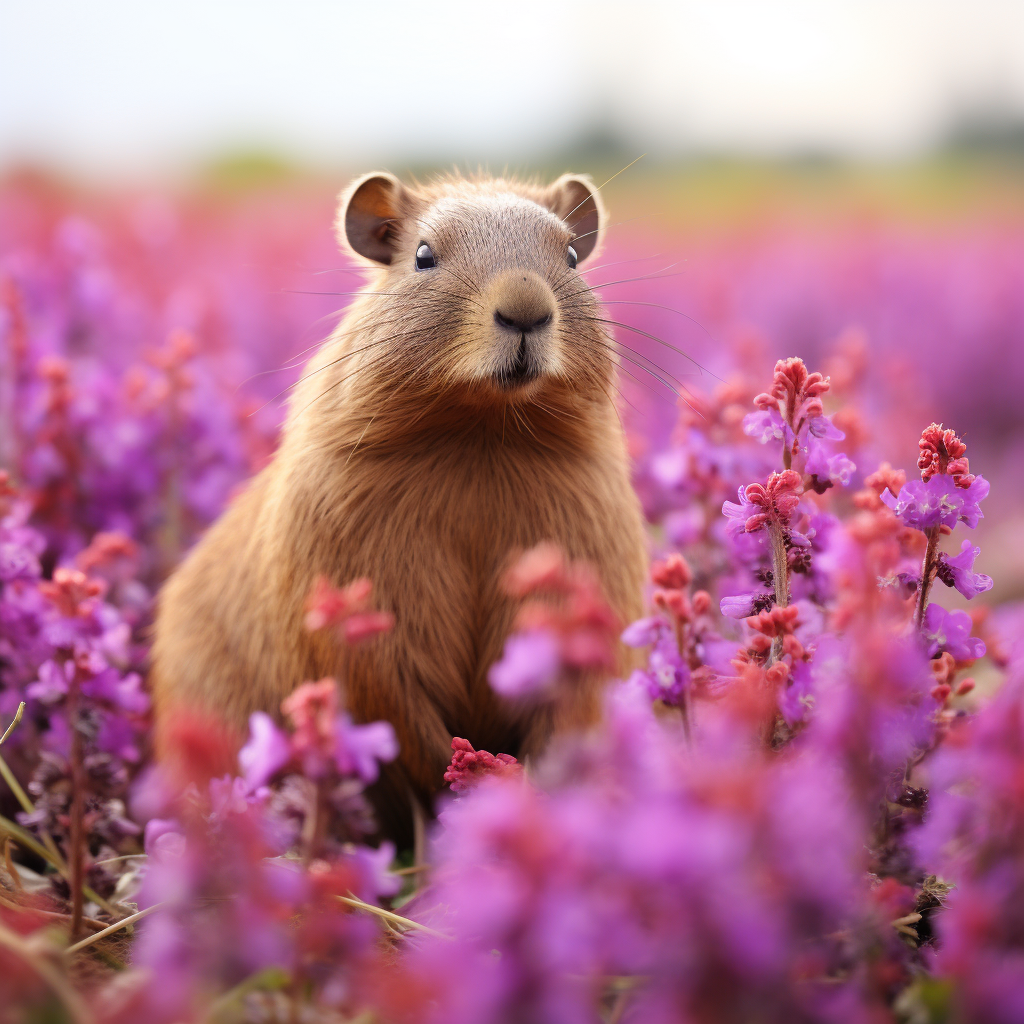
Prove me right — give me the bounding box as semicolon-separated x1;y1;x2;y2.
567;245;578;269
415;243;436;270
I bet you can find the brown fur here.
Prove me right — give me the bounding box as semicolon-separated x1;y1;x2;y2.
151;172;647;843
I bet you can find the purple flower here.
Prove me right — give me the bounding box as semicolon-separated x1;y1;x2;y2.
0;540;41;582
402;685;875;1024
350;841;401;899
662;506;704;547
650;448;689;489
335;717;398;784
208;775;254;820
743;408;844;452
720;589;772;618
936;540;994;600
721;485;762;538
621;615;671;647
778;660;815;727
488;628;561;697
26;659;71;704
96;712;143;762
238;712;292;790
805;440;856;488
881;474;989;531
807;415;845;441
144;817;186;862
623;615;691;707
633;648;689;706
881;477;958;529
957;474;991;529
742;408;789;445
261;858;309;907
922;604;986;660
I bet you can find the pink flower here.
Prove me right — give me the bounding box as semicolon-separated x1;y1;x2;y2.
281;678;340;779
650;553;692;590
754;357;831;434
863;462;907;500
503;542;567;597
742;470;803;533
745;604;800;638
74;531;139;577
304;576;394;643
722;485;763;538
489;545;621;701
917;422;973;487
38;567;106;617
443;737;523;793
273;679;398;783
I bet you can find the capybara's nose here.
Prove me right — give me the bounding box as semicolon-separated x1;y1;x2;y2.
494;309;552;333
490;272;556;334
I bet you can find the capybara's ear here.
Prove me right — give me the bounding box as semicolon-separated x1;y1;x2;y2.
336;172;412;265
543;174;604;262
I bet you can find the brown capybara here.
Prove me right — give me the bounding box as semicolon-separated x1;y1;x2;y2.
151;171;647;843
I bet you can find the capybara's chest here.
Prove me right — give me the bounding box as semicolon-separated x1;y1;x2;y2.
304;438;642;711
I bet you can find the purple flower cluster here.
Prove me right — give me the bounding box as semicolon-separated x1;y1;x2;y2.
115;682;400;1022
622;615;690;705
877;423;990;661
1;474;149;891
881;474;990;530
2;176;1023;1023
398;688;895;1024
915;668;1024;1024
1;181;341;578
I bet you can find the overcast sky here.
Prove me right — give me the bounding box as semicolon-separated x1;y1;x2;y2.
3;0;1024;176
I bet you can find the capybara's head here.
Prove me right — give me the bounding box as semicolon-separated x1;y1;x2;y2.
331;172;612;412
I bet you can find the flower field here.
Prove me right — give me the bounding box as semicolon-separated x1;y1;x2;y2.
1;165;1024;1023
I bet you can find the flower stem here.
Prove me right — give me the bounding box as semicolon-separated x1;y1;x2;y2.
915;527;940;629
0;749;34;815
672;619;692;743
0;701;25;746
768;522;790;663
0;815;122;921
67;674;86;940
302;779;328;866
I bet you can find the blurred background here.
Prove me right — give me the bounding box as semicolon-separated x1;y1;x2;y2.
5;0;1024;172
2;0;1023;599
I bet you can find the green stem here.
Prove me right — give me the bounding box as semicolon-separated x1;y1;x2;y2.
0;815;125;922
0;747;75;887
0;749;34;815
